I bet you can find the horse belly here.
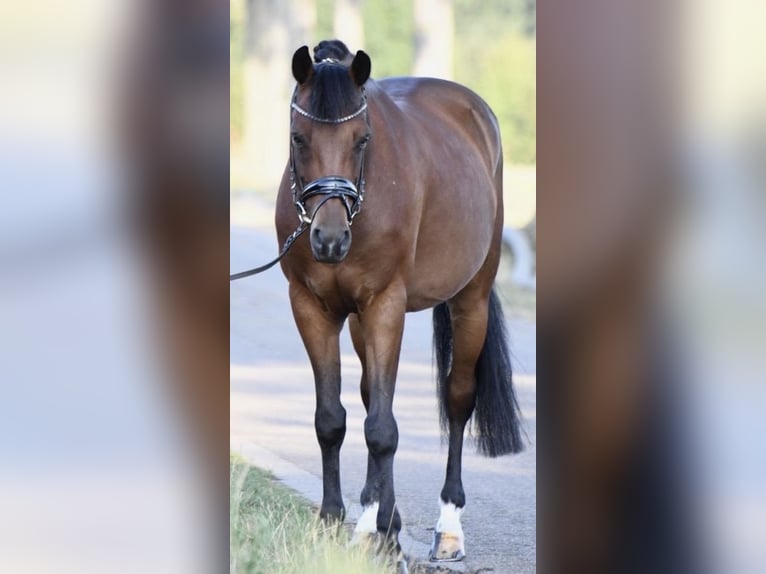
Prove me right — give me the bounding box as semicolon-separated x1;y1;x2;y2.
405;201;497;311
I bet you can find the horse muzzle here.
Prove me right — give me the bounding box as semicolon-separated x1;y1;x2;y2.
296;176;362;263
310;225;351;263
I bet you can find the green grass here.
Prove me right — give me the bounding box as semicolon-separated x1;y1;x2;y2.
230;454;394;574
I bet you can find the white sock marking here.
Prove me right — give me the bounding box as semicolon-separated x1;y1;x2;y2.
353;502;379;534
436;500;464;536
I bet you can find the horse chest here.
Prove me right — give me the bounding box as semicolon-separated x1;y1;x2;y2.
302;267;381;314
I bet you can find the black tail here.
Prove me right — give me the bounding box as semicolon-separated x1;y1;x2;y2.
433;287;525;457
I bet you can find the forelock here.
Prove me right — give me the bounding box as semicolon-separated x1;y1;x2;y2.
309;63;361;121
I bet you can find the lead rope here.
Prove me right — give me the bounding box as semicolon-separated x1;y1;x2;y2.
229;222;308;281
231;92;306;282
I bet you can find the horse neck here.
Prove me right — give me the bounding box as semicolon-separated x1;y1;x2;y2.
363;80;405;146
364;79;396;114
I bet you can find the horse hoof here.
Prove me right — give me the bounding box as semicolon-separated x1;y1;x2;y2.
428;531;465;562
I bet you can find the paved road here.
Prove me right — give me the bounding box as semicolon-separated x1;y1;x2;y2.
230;220;536;574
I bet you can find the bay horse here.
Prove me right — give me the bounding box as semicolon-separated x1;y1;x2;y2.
275;40;524;563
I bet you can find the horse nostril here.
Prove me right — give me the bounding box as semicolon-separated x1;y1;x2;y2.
343;230;350;242
312;228;323;241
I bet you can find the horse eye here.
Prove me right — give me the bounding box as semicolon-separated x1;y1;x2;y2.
291;134;306;147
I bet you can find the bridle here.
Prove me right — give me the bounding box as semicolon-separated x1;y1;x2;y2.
289;86;368;227
230;66;370;281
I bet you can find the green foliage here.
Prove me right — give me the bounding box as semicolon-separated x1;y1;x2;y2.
456;32;536;164
315;0;334;41
361;0;414;77
312;0;414;78
453;0;536;164
454;0;535;38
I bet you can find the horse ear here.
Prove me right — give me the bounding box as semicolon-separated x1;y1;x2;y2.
349;50;371;86
292;46;313;85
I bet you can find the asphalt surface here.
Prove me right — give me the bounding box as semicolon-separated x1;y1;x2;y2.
230;218;536;574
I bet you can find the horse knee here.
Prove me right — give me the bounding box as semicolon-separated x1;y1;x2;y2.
364;411;398;456
315;404;346;448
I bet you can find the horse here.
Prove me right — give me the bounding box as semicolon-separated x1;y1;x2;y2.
274;39;524;564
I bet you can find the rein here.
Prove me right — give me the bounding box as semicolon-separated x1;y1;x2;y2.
230;79;369;282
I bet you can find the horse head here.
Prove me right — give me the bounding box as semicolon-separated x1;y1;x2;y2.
289;44;371;264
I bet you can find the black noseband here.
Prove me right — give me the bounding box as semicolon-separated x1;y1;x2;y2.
295;176;364;225
289;85;369;226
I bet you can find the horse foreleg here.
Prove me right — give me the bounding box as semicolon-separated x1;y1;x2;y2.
289;283;346;522
349;313;380;545
351;287;406;555
350;313;387;552
431;290;490;562
349;313;369;410
351;313;396;556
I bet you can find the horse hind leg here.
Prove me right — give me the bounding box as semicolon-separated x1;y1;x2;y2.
430;284;525;562
429;288;488;562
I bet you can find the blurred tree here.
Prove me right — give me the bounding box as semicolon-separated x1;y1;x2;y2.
232;0;536;169
453;0;535;38
243;0;316;189
333;0;364;53
314;0;334;41
453;0;536;164
460;32;535;164
412;0;454;79
361;0;413;77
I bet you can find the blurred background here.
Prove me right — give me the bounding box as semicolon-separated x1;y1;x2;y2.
0;1;228;572
1;0;765;572
230;0;536;260
538;1;766;572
